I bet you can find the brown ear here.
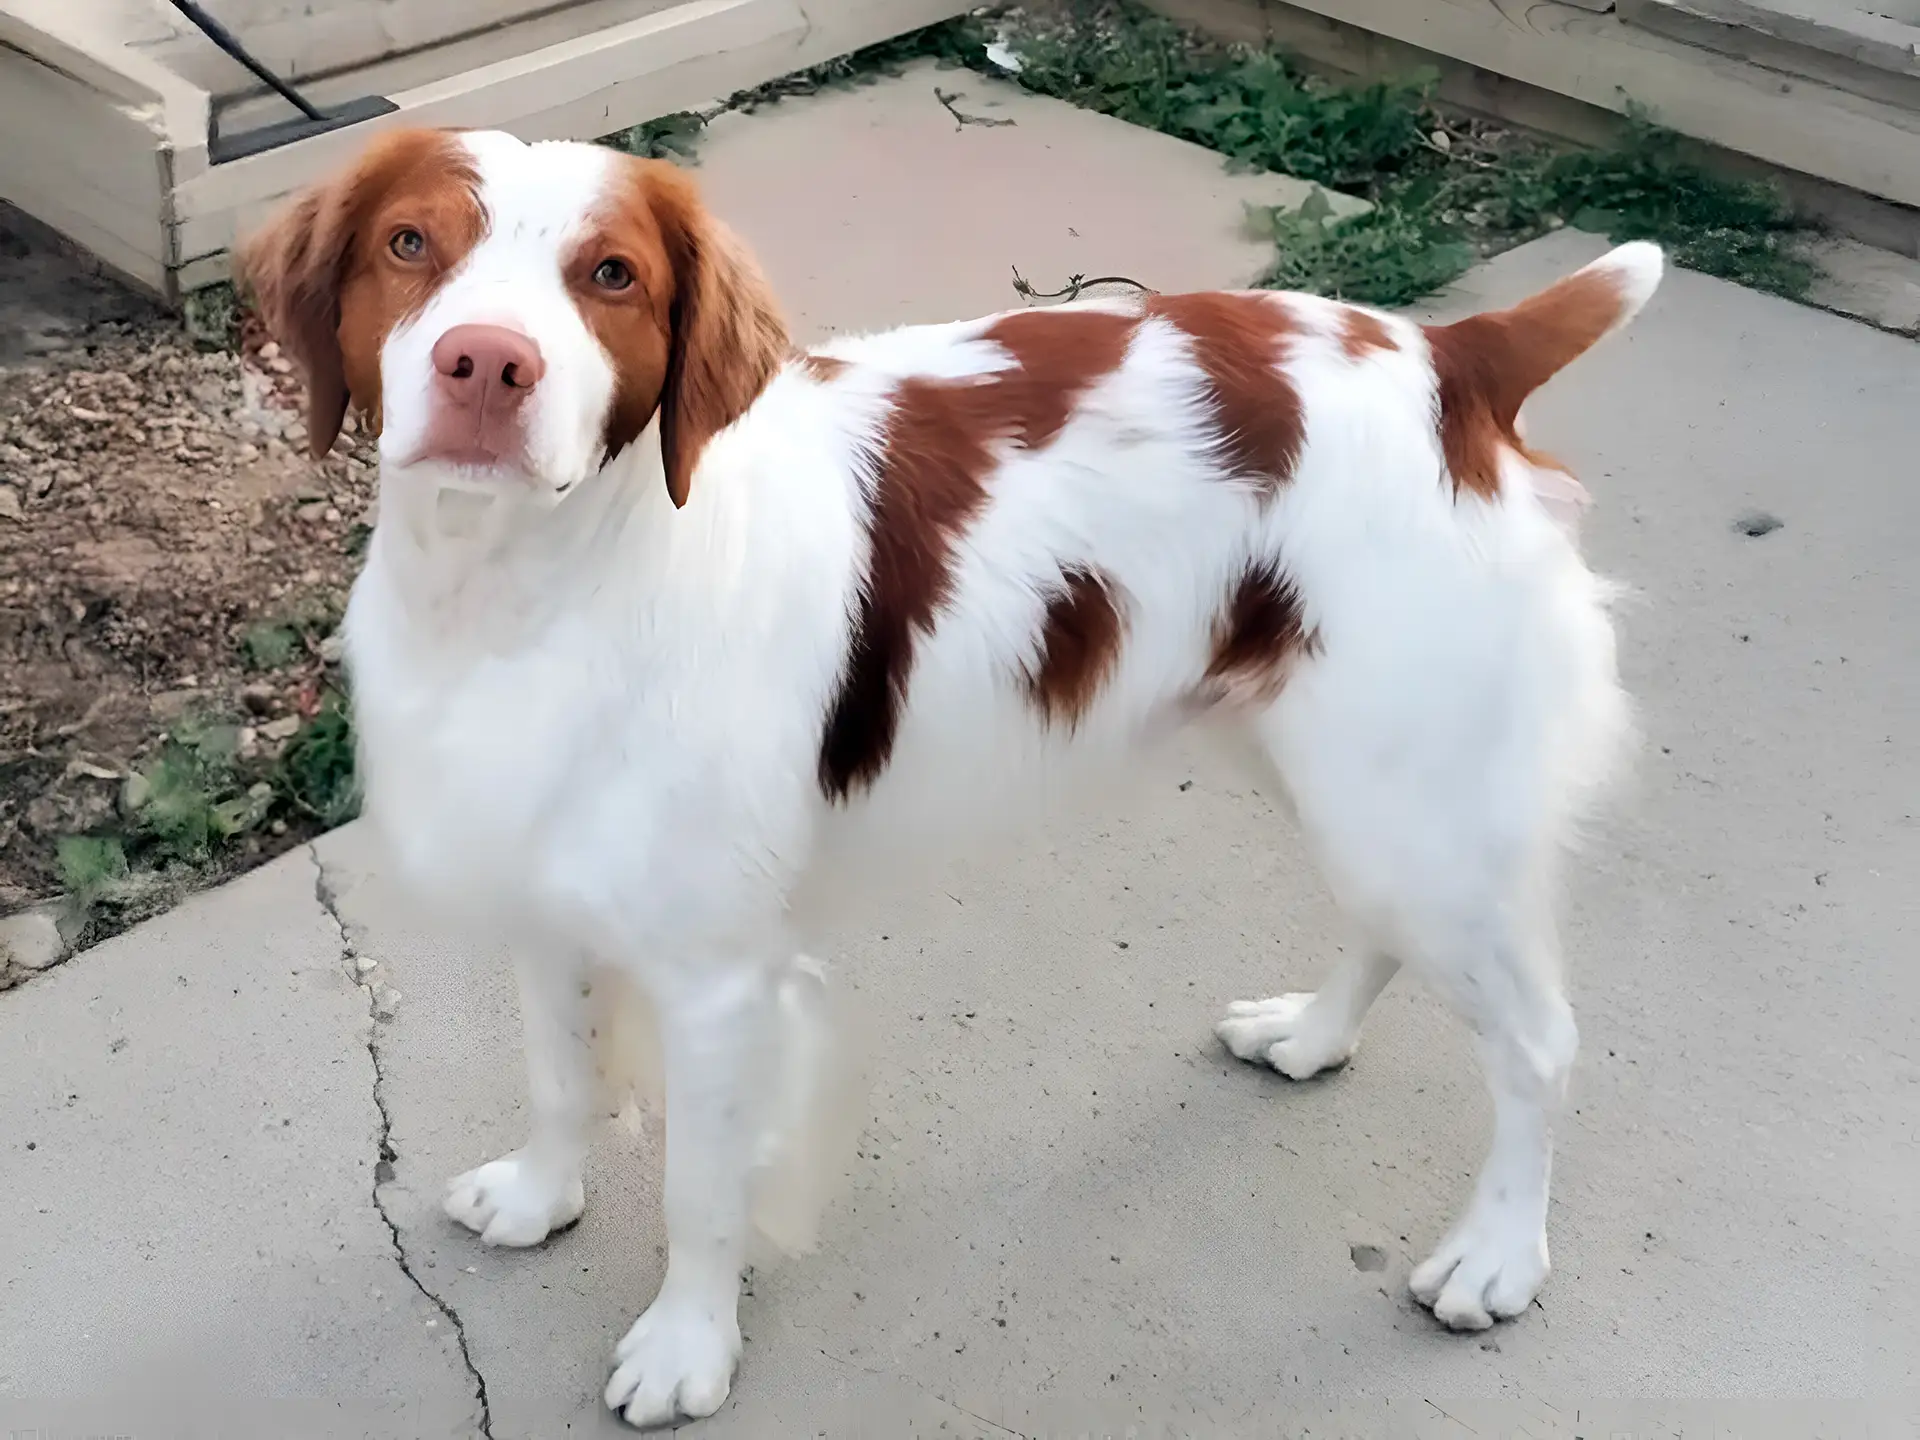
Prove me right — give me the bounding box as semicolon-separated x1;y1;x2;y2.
647;165;788;508
236;180;355;459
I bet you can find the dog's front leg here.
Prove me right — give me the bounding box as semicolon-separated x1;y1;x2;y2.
605;960;777;1427
445;950;592;1245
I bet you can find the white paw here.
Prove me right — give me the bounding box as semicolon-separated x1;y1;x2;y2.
443;1152;584;1247
604;1297;741;1428
1216;993;1359;1080
1409;1208;1550;1330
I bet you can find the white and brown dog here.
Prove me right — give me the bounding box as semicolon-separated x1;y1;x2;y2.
241;128;1658;1427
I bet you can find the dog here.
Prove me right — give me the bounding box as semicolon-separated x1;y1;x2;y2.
239;127;1657;1426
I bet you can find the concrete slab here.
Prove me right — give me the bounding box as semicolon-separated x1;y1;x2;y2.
4;74;1918;1440
0;848;480;1435
690;59;1369;343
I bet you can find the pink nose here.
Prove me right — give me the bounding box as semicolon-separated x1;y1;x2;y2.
431;324;545;397
415;325;545;468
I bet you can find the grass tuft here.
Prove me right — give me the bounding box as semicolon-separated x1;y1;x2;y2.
276;694;360;829
983;2;1817;304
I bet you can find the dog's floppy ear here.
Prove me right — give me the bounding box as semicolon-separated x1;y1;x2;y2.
237;179;354;459
646;164;789;508
236;128;464;459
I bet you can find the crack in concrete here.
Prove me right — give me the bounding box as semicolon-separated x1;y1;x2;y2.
309;844;496;1440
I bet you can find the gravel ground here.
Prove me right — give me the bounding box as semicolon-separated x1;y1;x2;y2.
0;202;372;974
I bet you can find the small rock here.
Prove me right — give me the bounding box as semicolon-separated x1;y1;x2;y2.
355;954;377;976
1430;128;1452;152
268;356;293;375
370;984;403;1020
260;715;302;742
317;632;346;665
0;908;66;973
296;501;328;523
1349;1243;1388;1272
240;682;278;715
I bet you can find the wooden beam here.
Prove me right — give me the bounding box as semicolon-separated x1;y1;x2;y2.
1154;0;1920;210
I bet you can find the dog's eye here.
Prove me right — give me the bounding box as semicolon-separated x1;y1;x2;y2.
592;258;633;292
389;228;426;260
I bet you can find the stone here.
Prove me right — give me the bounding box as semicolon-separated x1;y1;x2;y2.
0;908;66;973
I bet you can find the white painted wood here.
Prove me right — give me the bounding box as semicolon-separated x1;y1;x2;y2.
214;0;699;132
129;0;663;94
1620;0;1920;109
171;0;971;269
0;3;209;137
4;0;978;293
0;50;168;266
170;0;801;233
1269;0;1920;207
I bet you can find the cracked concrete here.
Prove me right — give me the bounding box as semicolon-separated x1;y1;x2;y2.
0;848;480;1436
312;845;496;1440
3;66;1916;1438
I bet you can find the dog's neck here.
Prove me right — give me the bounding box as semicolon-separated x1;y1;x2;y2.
359;415;777;663
366;432;664;637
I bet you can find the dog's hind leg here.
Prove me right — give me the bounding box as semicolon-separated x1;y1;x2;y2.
445;950;593;1246
1399;900;1576;1329
750;953;858;1257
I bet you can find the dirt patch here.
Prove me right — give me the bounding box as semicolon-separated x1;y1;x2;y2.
1;203;368;973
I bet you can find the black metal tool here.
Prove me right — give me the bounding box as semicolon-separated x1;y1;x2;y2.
166;0;398;164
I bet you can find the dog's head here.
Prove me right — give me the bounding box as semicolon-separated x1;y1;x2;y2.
237;128;788;506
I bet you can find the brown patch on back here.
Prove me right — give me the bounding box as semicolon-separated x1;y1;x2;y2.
237;129;485;455
817;379;996;801
1147;292;1302;493
570;156;790;503
799;352;849;383
1025;566;1128;730
817;308;1140;801
1339;307;1397;361
1204;561;1317;705
979;308;1139;449
1423;262;1631;500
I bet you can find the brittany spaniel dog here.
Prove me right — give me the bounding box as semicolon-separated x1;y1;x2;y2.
241;127;1659;1427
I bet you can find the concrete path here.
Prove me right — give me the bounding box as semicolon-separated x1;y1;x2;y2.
4;68;1917;1438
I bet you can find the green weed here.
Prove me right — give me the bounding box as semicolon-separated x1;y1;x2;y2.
1251;193;1474;307
56;834;130;908
984;1;1816;304
276;694;359;828
182;280;241;350
1492;114;1815;297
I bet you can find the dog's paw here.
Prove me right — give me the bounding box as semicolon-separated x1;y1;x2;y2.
604;1297;741;1428
443;1152;584;1247
1216;993;1359;1080
1409;1209;1549;1331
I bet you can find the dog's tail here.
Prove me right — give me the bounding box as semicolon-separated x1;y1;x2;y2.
1421;242;1662;508
597;956;859;1259
1437;241;1662;404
